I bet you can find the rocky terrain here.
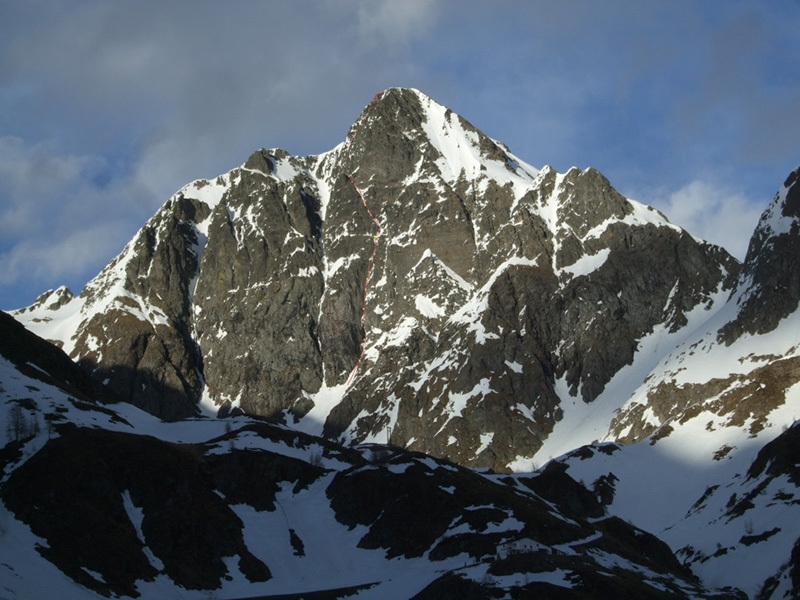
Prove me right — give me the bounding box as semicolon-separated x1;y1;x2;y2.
0;311;746;598
14;88;739;471
5;88;800;598
552;166;800;598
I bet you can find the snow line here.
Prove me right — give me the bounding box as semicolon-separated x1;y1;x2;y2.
342;91;386;386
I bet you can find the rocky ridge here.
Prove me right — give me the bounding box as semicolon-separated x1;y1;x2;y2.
543;166;800;599
0;320;746;598
13;88;740;472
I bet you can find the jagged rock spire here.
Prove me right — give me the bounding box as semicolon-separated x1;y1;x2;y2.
719;165;800;343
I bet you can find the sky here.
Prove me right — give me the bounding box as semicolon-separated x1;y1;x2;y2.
1;0;799;310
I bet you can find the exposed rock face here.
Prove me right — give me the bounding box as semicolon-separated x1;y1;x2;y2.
0;310;747;599
544;166;800;600
13;88;740;471
2;428;272;596
190;151;326;417
606;164;800;447
719;166;800;343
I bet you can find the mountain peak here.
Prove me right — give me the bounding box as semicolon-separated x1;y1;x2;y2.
349;87;428;138
359;87;429;117
746;164;800;258
12;89;740;470
15;285;74;314
341;87;538;191
5;90;800;600
719;164;800;343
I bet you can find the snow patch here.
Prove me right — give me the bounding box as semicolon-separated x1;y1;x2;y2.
475;432;494;456
414;294;444;318
295;382;350;437
562;248;610;278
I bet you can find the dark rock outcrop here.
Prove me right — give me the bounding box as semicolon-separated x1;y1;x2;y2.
0;309;98;402
719;165;800;343
1;428;272;595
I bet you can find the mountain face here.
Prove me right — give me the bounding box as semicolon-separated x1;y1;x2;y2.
544;166;800;599
4;88;800;598
605;167;800;447
719;166;800;342
0;321;744;599
14;88;739;472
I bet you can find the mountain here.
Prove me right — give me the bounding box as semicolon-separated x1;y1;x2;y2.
4;87;800;597
13;87;739;472
539;165;800;599
0;313;744;598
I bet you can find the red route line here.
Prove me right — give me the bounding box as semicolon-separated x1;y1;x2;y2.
342;92;386;386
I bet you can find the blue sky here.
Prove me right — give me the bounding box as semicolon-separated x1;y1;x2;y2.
1;0;798;310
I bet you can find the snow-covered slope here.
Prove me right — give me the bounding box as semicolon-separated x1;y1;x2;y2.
13;87;739;472
0;311;740;599
544;166;800;599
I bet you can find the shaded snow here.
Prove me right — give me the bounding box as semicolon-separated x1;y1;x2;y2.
528;279;733;469
415;294;444;318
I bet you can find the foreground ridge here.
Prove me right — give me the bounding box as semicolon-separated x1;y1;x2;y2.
0;311;748;598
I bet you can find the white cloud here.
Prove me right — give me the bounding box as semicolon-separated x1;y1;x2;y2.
0;223;128;288
0;135;155;306
651;180;764;261
0;137;105;233
354;0;440;46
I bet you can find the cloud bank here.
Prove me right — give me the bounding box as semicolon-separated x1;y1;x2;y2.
0;0;798;308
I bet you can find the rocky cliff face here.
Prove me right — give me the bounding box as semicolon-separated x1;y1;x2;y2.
0;320;746;598
719;166;800;342
552;164;800;600
607;164;800;447
14;88;740;471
